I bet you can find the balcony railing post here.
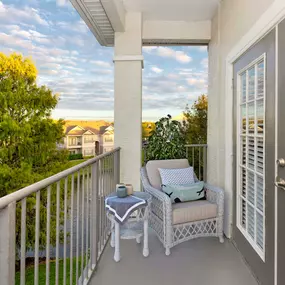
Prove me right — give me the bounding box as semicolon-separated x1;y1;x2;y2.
203;146;208;182
114;150;120;185
91;161;99;268
0;202;16;285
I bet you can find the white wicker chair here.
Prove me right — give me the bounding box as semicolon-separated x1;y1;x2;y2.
140;159;224;255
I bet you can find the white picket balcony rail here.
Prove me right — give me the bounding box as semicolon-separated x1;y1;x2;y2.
0;148;120;285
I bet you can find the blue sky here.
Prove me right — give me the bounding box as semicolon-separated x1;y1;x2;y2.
0;0;208;121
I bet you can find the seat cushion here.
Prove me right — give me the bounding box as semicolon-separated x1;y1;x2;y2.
146;159;189;190
172;200;217;225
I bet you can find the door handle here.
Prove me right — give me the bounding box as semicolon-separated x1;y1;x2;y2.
277;158;285;167
275;176;285;190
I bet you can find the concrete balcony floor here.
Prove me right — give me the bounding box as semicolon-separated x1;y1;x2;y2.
90;230;258;285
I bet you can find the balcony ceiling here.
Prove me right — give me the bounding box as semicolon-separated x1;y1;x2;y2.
123;0;219;22
70;0;218;46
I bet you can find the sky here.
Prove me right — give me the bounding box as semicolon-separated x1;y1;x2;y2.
0;0;208;122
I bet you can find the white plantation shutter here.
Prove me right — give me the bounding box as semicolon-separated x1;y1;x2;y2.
237;56;265;260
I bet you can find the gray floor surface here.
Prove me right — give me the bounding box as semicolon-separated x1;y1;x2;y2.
90;230;258;285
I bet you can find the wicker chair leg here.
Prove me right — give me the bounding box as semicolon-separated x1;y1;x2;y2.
219;235;224;243
165;247;171;256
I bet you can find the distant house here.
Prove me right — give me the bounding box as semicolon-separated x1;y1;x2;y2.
99;125;115;154
64;125;114;156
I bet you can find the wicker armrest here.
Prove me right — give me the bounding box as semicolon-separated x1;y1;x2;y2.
140;168;172;220
205;183;224;217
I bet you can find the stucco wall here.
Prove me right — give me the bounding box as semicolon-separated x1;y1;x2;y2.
208;0;275;236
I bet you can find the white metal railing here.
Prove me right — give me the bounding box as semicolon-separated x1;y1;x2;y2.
142;144;208;181
186;144;208;181
0;148;120;285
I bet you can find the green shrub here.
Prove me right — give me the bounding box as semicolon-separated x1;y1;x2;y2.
83;155;95;159
68;153;83;160
145;115;186;162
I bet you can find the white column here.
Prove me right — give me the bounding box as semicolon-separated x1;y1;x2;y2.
114;12;143;191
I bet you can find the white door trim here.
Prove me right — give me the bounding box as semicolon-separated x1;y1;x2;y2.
224;0;285;284
274;24;279;285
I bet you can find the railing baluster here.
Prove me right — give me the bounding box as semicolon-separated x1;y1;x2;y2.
0;202;16;285
114;150;120;186
63;178;68;285
76;171;80;283
98;159;103;253
86;166;89;277
70;174;74;285
204;146;208;182
55;182;60;285
102;157;106;244
81;168;85;282
91;161;99;268
46;186;51;285
34;190;40;285
199;147;201;180
20;198;26;285
185;145;207;181
192;147;195;171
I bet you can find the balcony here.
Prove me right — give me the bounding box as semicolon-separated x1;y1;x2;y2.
0;146;257;285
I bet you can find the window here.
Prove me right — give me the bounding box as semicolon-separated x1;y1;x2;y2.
69;137;81;146
237;55;265;260
84;135;94;143
104;135;113;142
69;137;76;146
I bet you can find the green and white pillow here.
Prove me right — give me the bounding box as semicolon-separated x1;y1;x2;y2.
162;182;205;204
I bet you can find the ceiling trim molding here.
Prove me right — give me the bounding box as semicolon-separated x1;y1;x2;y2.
70;0;114;46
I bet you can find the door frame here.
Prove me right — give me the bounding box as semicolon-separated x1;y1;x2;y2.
224;1;285;285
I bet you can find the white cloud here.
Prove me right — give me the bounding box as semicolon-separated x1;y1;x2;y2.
187;78;207;89
201;58;208;69
143;46;157;53
151;66;163;73
91;60;111;68
57;20;89;34
0;32;33;50
156;47;192;63
56;0;69;6
10;29;31;39
198;46;208;52
0;1;48;26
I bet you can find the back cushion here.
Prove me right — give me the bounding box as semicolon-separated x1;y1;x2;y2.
159;167;195;185
146;159;189;190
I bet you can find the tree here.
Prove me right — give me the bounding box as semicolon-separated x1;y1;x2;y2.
145;115;186;161
0;52;68;251
183;94;208;144
142;122;155;140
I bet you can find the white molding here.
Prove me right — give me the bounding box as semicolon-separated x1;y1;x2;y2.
143;20;211;43
224;0;285;240
101;0;125;32
236;54;266;262
274;25;279;285
113;55;144;68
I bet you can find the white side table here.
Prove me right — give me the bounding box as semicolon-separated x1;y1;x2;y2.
106;192;151;262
